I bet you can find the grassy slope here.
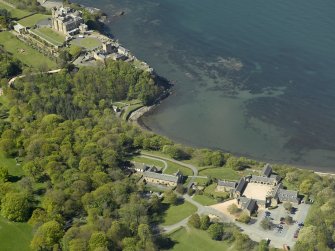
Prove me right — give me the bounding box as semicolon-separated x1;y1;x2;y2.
163;160;193;176
0;31;57;69
0;217;33;251
162;201;197;226
199;167;240;180
71;37;102;50
192;195;217;206
32;27;65;46
132;156;165;168
19;14;50;27
0;2;31;19
166;227;232;251
0;152;23;177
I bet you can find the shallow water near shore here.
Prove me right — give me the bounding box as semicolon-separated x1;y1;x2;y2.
74;0;335;171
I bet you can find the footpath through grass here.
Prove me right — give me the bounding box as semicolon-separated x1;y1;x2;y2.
132;156;165;168
166;227;232;251
0;216;33;251
0;31;57;69
19;13;50;27
0;2;31;19
162;201;197;226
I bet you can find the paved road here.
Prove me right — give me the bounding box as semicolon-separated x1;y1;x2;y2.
141;153;198;176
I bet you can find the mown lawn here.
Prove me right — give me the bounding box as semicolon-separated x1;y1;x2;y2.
166;227;232;251
31;27;65;46
192;194;217;206
162;201;197;226
132;156;165;168
19;14;50;27
164;160;193;176
0;151;23;177
0;2;31;19
71;37;102;50
0;31;57;69
0;216;33;251
199;167;240;180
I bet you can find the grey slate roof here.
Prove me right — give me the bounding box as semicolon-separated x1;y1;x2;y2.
277;189;299;203
235;178;247;193
239;197;257;213
143;171;179;183
250;175;277;184
218;180;237;188
262;164;272;177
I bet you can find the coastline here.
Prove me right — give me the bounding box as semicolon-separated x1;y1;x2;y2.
68;0;335;176
133;105;335;176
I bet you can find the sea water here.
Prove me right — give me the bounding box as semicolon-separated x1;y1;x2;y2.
74;0;335;171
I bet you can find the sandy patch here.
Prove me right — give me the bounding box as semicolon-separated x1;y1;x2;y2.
243;183;273;201
210;199;239;220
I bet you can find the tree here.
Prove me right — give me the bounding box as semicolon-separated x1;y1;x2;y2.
207;223;223;240
0;165;9;182
227;203;241;215
299;179;314;195
200;215;210;230
89;232;108;251
260;217;272;230
258;240;269;251
285;215;293;225
283;201;293;211
1;192;31;222
164;190;178;205
30;220;64;250
188;213;200;228
176;184;185;194
237;212;251;224
138;223;152;248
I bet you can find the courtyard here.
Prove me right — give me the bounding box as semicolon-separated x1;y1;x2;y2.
243;183;273;200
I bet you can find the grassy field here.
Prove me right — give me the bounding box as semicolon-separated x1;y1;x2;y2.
0;2;31;19
166;227;232;251
32;27;65;46
164;160;193;176
162;201;197;226
0;31;57;69
199;167;240;180
0;151;23;177
192;194;217;206
122;103;143;120
71;37;102;50
19;14;50;27
0;216;33;251
132;156;165;168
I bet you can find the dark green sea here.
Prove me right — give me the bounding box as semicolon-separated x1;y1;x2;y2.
74;0;335;171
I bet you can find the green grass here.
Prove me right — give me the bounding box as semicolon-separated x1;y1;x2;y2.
164;160;193;176
0;151;23;177
0;216;33;251
162;201;197;226
199;167;240;180
31;27;65;46
192;177;209;186
192;194;217;206
166;227;232;251
18;14;50;27
0;2;31;19
132;156;165;168
71;37;102;50
204;183;229;198
0;31;56;69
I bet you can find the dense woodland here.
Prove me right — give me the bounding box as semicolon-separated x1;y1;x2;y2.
0;60;171;250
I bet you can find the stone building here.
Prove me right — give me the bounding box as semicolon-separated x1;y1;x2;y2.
217;180;237;192
142;171;182;187
51;7;86;35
